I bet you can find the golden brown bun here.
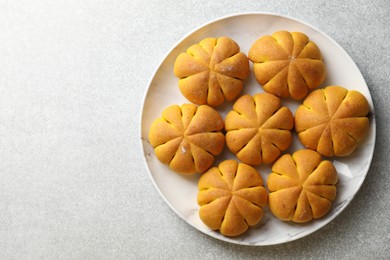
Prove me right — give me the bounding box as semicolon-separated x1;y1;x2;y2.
295;86;369;157
225;93;294;165
267;149;338;223
248;31;326;100
149;104;224;174
174;37;249;106
198;160;267;237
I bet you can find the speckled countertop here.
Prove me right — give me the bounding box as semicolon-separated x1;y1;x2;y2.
0;0;389;259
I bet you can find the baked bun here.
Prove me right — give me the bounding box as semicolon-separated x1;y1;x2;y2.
198;160;267;237
225;93;294;165
149;104;224;174
295;86;370;157
174;37;250;106
267;149;338;223
248;31;326;100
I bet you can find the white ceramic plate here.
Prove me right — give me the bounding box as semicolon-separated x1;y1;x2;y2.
140;12;376;246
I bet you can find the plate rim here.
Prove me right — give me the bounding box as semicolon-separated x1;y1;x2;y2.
139;11;377;246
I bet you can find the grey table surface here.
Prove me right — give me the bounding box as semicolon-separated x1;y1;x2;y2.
1;0;389;259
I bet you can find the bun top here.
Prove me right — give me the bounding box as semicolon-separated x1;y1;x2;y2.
197;160;267;237
225;93;294;165
174;37;249;106
149;104;225;174
295;85;369;157
267;149;338;223
248;31;326;100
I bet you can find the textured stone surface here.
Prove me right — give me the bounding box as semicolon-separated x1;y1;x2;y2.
0;0;389;258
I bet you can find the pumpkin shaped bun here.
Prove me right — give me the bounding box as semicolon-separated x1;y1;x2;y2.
225;93;294;165
198;160;268;237
267;149;338;223
149;104;224;174
174;37;250;106
248;31;326;100
295;86;370;157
